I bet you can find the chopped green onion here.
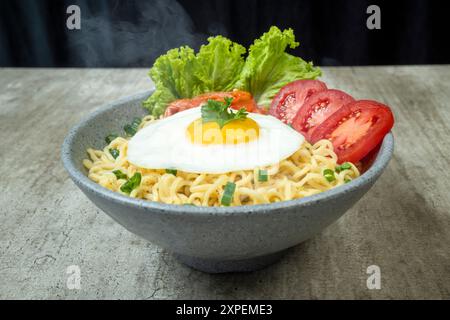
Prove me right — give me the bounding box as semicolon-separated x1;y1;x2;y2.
124;117;142;136
132;117;142;126
221;182;236;206
109;148;120;159
335;162;352;173
120;172;142;194
323;169;335;182
123;124;136;136
344;178;352;183
105;134;118;144
113;170;127;180
258;169;268;182
166;169;177;176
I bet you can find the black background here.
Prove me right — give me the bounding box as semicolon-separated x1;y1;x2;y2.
0;0;449;67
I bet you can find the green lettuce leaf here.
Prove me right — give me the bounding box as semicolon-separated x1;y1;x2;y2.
236;26;321;110
195;36;246;92
143;37;246;117
142;46;199;117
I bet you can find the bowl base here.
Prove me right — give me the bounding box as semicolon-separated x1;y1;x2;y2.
174;249;289;273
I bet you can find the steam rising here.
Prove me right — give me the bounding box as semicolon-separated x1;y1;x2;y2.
68;0;206;67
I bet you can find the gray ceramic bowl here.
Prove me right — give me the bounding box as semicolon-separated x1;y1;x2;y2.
62;91;394;273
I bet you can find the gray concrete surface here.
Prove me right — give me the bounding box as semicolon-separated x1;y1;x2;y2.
0;67;449;299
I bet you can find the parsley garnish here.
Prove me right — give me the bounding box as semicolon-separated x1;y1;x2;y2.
201;98;248;128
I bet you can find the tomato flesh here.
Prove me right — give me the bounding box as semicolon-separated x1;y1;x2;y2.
269;80;327;124
310;100;394;163
164;90;257;117
291;89;354;140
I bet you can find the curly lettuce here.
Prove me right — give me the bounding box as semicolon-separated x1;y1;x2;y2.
195;36;246;93
236;26;321;110
143;37;246;117
143;26;321;117
142;46;199;117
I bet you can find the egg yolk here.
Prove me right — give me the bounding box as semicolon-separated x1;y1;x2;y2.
186;118;260;145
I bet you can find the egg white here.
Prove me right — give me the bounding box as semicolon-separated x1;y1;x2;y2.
127;107;304;174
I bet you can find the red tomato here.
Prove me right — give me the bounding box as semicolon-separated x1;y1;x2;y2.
224;91;257;112
310;100;394;163
291;89;354;140
164;90;257;117
269;80;327;124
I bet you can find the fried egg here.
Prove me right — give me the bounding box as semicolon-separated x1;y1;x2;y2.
127;107;304;174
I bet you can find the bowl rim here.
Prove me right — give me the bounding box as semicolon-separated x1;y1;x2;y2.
61;90;394;216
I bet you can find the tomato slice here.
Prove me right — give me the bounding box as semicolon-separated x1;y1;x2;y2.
164;90;257;117
310;100;394;163
269;80;327;124
291;89;354;140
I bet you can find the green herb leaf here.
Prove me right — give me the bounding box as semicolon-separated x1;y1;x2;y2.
124;117;142;136
335;162;352;173
109;148;120;159
105;134;118;144
201;98;248;128
323;169;335;182
221;182;236;206
344;178;352;184
258;169;268;182
120;172;142;194
112;170;127;180
166;169;177;176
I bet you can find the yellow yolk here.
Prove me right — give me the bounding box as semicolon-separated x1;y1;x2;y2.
186;118;260;145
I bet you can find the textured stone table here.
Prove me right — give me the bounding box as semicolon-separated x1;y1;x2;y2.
0;67;449;299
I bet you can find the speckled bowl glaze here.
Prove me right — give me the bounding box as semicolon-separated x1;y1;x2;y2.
62;91;394;273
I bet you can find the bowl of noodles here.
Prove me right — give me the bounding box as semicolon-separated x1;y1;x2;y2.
62;90;394;273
